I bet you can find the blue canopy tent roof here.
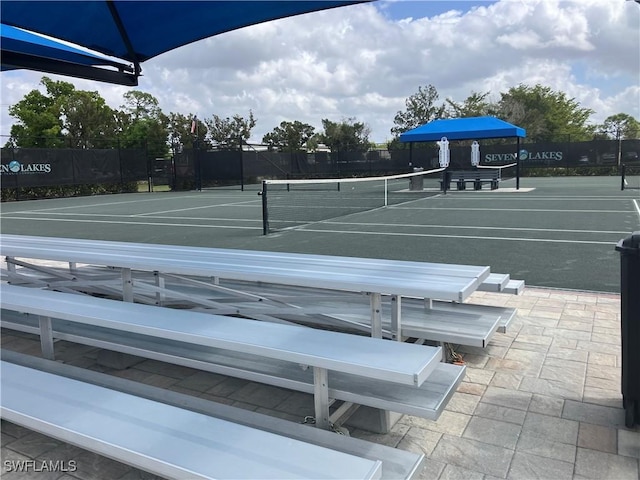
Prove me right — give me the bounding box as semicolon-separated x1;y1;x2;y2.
1;1;371;85
399;117;526;142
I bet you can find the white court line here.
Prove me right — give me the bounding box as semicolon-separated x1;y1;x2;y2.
390;206;628;213
432;196;633;201
2;211;260;223
0;216;262;230
296;228;615;245
1;194;256;215
634;199;640;222
4;212;137;218
320;221;628;235
133;199;259;216
0;195;206;214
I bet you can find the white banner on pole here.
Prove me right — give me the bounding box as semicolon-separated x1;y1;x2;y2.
471;141;480;167
438;137;450;168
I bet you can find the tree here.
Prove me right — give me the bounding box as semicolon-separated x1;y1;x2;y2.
120;90;162;122
59;90;118;148
597;113;640;165
118;90;169;157
205;111;256;150
495;84;594;142
600;113;640;140
7;76;74;147
167;112;198;152
319;118;371;153
390;84;446;138
262;120;316;152
446;91;494;118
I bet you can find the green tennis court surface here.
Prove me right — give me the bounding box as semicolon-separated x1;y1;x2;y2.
2;175;638;293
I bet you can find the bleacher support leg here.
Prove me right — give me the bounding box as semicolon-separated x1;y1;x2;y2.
369;293;383;339
391;295;402;341
39;316;55;360
154;272;165;306
122;268;133;302
313;367;331;430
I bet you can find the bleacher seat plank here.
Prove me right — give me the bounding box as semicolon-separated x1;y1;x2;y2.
2;260;518;346
1;361;383;480
478;273;511;292
1;234;491;280
0;284;441;386
1;309;465;420
503;279;525;295
0;234;487;302
2;350;426;480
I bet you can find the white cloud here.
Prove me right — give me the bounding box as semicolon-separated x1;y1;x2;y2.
1;0;638;144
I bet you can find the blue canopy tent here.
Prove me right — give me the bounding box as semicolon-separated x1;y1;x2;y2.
399;117;526;142
399;116;526;189
1;1;371;85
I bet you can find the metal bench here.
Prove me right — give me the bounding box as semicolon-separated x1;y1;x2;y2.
0;284;465;430
1;235;522;345
3;350;426;480
0;234;488;303
1;359;383;480
445;170;500;190
2;264;517;348
148;279;515;347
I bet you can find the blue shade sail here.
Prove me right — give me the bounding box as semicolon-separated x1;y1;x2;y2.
1;23;136;84
1;1;371;85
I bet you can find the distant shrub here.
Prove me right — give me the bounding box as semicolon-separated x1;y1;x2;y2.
1;182;139;202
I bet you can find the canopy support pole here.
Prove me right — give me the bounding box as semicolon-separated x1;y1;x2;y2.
516;137;521;190
409;142;413;169
107;0;142;78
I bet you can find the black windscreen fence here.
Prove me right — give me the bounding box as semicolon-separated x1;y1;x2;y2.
175;139;640;190
3;139;638;192
200;151;243;188
173;151;244;190
120;149;149;181
401;139;640;171
1;147;147;189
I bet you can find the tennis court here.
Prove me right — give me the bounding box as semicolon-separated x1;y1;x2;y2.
1;174;638;293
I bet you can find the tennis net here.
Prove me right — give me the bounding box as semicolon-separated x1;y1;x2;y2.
621;164;640;190
476;162;518;182
261;167;445;234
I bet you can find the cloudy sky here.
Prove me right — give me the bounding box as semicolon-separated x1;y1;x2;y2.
1;0;639;144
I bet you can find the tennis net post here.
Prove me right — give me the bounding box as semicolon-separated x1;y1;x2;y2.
621;164;640;191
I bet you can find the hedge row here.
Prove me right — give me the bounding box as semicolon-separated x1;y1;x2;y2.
520;166;620;177
1;182;139;202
